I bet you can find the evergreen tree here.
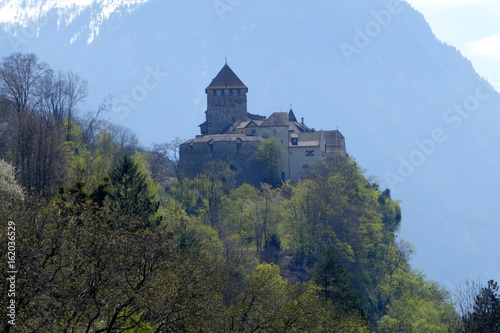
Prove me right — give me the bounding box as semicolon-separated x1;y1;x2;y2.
109;155;159;224
463;280;500;333
312;246;362;314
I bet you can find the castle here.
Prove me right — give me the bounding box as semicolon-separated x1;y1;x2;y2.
178;63;347;185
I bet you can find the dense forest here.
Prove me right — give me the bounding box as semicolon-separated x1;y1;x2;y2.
1;53;499;332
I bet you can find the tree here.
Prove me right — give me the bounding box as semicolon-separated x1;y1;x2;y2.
377;270;456;332
226;183;260;238
75;96;111;153
10;111;70;196
148;138;183;184
0;189;224;332
0;53;74;196
147;142;173;186
258;183;283;262
312;246;361;314
107;123;139;160
255;137;285;186
109;155;159;223
38;71;88;129
460;280;500;333
64;72;88;140
0;53;51;115
0;158;23;201
227;263;368;332
196;161;235;229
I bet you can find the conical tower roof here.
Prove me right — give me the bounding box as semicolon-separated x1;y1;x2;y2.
205;64;248;92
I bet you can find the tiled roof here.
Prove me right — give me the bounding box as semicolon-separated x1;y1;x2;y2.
234;121;251;130
206;64;248;91
234;120;264;130
290;121;312;133
261;112;289;127
290;132;321;147
248;112;266;121
183;134;263;145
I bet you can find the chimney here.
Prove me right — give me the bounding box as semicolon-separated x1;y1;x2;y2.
301;117;304;125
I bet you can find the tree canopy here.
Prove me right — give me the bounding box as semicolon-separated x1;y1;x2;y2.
0;52;483;332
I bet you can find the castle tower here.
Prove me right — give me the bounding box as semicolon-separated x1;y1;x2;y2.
201;63;248;135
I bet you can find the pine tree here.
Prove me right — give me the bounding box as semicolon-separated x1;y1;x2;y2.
109;155;159;224
463;280;500;333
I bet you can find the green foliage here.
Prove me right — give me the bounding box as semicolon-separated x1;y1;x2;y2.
66;128;116;194
109;155;159;223
226;183;260;239
228;263;369;332
1;146;458;332
0;52;464;332
255;137;286;186
0;192;228;332
312;246;362;314
377;270;456;332
197;161;234;228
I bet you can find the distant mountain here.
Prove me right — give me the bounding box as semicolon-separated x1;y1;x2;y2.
1;0;499;286
0;0;149;44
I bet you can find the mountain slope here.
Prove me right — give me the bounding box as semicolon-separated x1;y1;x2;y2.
1;0;499;286
0;0;149;44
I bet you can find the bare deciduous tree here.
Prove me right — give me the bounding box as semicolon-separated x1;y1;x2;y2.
38;71;88;136
75;95;111;153
148;138;183;184
0;53;51;115
12;111;69;196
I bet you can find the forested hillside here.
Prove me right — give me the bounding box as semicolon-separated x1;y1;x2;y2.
1;53;499;332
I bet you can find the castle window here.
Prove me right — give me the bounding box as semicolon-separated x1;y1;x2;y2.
229;89;233;96
281;171;285;180
291;138;298;145
213;89;216;96
221;89;225;96
237;89;241;96
305;150;314;157
303;164;309;169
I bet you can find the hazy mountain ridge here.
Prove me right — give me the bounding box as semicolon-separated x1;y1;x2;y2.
0;0;149;44
0;0;499;285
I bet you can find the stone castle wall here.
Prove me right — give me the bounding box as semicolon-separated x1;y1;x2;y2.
206;89;247;135
179;135;264;185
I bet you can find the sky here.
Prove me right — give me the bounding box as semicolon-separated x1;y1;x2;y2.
405;0;500;92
